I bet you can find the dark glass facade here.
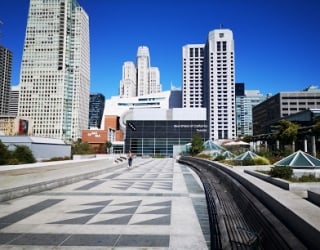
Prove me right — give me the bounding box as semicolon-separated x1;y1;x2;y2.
125;120;209;156
0;46;12;115
89;93;105;128
235;82;245;97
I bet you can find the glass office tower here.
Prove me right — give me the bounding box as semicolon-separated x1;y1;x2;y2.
18;0;90;141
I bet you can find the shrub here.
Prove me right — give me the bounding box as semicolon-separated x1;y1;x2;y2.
242;158;255;166
7;158;20;165
297;174;320;182
0;140;11;165
197;153;212;159
214;154;226;161
72;141;95;155
253;157;270;165
269;166;293;179
11;145;36;164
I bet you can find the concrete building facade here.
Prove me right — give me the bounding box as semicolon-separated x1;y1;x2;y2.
253;86;320;135
9;85;19;116
18;0;90;141
183;29;236;141
120;46;162;98
0;136;71;161
182;44;205;108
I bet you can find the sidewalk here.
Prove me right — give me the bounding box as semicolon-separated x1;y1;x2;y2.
0;157;210;249
0;157;124;202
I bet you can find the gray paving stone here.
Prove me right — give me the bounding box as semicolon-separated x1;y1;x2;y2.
116;234;170;247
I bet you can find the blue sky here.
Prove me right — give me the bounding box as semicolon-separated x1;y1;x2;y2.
0;0;319;99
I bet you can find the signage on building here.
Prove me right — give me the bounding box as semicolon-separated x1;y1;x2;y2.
18;119;28;135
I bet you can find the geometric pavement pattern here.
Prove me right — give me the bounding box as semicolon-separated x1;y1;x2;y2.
50;199;172;225
0;158;209;249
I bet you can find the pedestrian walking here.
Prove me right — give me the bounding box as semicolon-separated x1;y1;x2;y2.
128;150;133;168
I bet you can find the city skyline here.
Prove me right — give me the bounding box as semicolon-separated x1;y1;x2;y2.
0;0;319;99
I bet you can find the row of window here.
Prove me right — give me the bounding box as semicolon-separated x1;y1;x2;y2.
282;102;320;105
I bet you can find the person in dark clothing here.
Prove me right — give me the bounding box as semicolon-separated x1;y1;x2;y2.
128;151;133;168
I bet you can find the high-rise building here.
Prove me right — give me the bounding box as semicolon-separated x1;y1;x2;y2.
253;86;320;135
119;46;162;98
0;45;12;115
9;85;20;116
18;0;90;141
182;44;205;108
89;93;105;129
236;89;267;136
183;28;235;140
120;62;136;98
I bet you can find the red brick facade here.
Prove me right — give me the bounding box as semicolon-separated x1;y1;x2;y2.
82;115;124;152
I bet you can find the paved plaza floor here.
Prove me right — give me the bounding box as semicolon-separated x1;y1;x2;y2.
0;158;210;249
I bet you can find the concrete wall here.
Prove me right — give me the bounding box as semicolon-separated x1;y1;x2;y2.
0;136;71;161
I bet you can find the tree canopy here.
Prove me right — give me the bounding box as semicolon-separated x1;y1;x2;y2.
190;133;204;156
275;119;299;151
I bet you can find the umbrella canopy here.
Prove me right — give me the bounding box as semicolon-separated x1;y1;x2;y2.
224;140;249;146
274;150;320;169
234;151;259;161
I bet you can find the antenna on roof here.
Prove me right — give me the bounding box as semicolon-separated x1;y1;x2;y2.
219;24;224;29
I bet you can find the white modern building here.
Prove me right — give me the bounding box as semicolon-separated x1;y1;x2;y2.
183;28;236;140
182;44;205;108
18;0;90;141
120;46;162;98
103;90;182;131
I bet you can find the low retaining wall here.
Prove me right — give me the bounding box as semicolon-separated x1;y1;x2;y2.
245;169;320;199
308;189;320;207
0;162;125;202
180;157;320;249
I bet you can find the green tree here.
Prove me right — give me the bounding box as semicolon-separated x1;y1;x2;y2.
276;119;299;152
11;145;36;164
190;133;204;156
0;140;11;165
242;135;253;143
312;116;320;135
104;140;112;154
71;141;95;155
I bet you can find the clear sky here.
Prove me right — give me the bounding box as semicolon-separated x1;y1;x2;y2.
0;0;319;99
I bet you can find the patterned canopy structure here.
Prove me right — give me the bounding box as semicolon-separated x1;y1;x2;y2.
203;140;226;151
234;151;259;161
274;150;320;169
202;140;226;156
222;150;236;159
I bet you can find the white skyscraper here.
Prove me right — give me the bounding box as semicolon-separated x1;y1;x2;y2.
120;61;136;98
182;44;205;108
18;0;90;141
205;29;235;140
183;29;236;140
120;46;161;98
149;67;161;94
136;46;150;96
